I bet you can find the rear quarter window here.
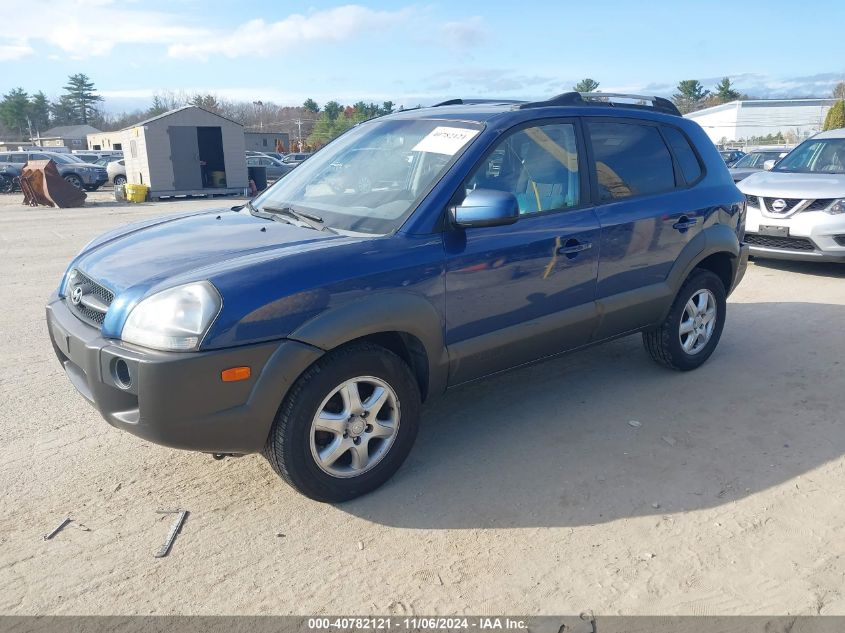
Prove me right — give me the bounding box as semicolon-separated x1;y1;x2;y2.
661;126;703;184
587;121;676;201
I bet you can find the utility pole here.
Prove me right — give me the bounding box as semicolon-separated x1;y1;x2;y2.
295;119;303;149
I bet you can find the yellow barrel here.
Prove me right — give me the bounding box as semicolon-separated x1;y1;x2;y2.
210;171;227;187
125;184;149;203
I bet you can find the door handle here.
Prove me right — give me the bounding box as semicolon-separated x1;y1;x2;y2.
672;216;699;231
557;240;592;257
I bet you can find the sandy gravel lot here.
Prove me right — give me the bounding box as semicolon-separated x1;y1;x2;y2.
1;190;844;615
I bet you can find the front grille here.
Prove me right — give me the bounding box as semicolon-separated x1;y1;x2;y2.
66;269;114;326
745;234;816;251
835;236;845;247
745;194;759;207
805;199;834;212
762;198;802;214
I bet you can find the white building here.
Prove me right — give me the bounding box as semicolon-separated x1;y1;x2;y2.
685;99;838;145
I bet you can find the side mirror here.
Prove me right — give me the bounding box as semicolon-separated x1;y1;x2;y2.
763;160;776;171
451;189;519;228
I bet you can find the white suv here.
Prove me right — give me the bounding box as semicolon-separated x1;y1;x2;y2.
738;128;845;262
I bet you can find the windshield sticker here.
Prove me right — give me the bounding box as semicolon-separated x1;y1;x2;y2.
412;127;480;155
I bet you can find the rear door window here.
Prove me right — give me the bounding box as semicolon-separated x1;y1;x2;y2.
587;121;676;201
661;126;702;184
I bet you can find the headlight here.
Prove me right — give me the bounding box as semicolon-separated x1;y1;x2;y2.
826;199;845;215
121;282;222;351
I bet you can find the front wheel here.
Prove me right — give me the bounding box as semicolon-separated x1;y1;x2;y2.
264;342;421;502
643;269;727;371
64;174;83;189
113;175;127;187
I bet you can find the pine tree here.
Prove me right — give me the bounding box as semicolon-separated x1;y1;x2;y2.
714;77;740;103
573;78;600;93
823;101;845;131
0;88;31;136
61;73;103;124
28;91;51;131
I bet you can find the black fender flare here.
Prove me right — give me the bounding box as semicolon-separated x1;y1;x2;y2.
288;293;449;399
663;223;741;317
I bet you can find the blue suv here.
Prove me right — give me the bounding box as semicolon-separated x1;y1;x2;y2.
47;92;748;501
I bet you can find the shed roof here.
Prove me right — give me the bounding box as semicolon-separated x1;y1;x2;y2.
122;105;243;130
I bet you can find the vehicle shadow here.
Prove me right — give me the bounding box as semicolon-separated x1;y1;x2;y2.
750;257;845;279
341;301;845;528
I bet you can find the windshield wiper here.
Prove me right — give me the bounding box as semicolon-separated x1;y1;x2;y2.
240;199;295;225
262;205;336;233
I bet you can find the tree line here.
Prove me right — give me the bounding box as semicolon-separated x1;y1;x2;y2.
573;77;845;115
0;73;407;150
3;72;843;147
0;74;103;137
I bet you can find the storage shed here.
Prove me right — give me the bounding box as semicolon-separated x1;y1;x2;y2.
122;106;248;198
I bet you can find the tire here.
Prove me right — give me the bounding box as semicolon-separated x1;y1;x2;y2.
64;174;83;190
264;342;421;502
0;174;11;194
113;175;127;187
643;269;727;371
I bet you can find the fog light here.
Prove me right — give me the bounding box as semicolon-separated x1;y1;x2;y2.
112;358;132;389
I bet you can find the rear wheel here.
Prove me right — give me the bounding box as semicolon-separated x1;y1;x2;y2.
643;269;727;371
264;342;421;502
113;175;127;187
64;174;83;189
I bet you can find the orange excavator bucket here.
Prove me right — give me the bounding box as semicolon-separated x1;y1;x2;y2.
20;159;86;208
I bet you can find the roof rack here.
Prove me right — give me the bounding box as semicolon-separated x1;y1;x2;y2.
433;98;524;107
517;92;681;116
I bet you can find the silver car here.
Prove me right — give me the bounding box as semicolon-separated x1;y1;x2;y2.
728;149;788;182
738;129;845;262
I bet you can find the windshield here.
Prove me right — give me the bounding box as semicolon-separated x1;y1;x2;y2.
251;118;483;234
50;153;86;165
774;138;845;174
733;152;782;168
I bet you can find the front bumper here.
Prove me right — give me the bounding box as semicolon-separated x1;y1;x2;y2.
745;205;845;262
46;295;323;454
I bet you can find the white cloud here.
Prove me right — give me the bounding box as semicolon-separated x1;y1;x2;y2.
439;16;488;50
0;42;33;61
0;0;209;59
168;5;414;61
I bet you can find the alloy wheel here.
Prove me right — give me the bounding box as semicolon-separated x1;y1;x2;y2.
679;289;717;355
309;376;400;478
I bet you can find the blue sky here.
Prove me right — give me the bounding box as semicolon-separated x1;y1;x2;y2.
3;0;844;113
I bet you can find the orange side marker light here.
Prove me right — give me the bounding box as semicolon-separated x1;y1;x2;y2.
221;366;251;382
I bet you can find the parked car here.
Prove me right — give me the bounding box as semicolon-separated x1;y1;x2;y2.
107;159;127;186
0;162;22;192
738;128;845;262
246;154;286;181
728;150;788;182
0;150;108;191
720;149;746;166
278;152;312;177
47;92;747;501
73;151;123;163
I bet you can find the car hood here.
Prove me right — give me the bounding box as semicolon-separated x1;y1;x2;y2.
73;208;353;295
728;167;761;180
738;170;845;198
